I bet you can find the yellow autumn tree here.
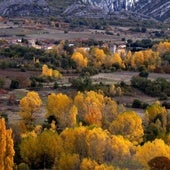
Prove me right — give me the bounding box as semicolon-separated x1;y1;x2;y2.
103;96;119;128
76;47;89;58
53;69;62;79
20;130;63;169
155;41;170;56
131;51;144;69
42;64;62;78
80;158;114;170
85;127;110;163
53;153;80;170
0;118;15;170
91;48;106;68
110;135;134;163
19;91;42;122
124;50;132;68
46;93;77;129
134;139;170;168
84;102;103;127
74;91;119;128
104;54;114;67
60;126;88;158
109;111;144;145
71;51;88;70
143;49;161;71
80;158;98;170
145;102;167;124
42;64;53;77
74;91;104;127
112;52;125;68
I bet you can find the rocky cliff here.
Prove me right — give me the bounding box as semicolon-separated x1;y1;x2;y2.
0;0;50;17
0;0;169;22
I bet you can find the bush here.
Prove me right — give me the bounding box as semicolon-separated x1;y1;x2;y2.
148;156;170;170
159;93;168;100
70;76;93;91
131;76;170;97
139;71;149;78
162;102;170;109
0;78;5;88
10;80;19;89
18;163;29;170
132;99;142;108
53;82;59;89
81;66;98;76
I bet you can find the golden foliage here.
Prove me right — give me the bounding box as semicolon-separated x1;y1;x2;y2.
74;91;105;126
71;51;88;70
42;64;62;78
143;49;161;71
86;127;110;163
0;118;15;170
20;130;63;168
134;139;170;167
91;48;106;68
112;53;125;68
109;111;144;145
60;126;88;158
131;51;144;69
19;91;42;121
155;41;170;56
145;102;167;123
53;153;80;170
74;91;119;128
42;64;53;77
110;135;134;162
80;158;98;170
124;51;132;66
46;93;77;129
76;47;89;58
80;158;114;170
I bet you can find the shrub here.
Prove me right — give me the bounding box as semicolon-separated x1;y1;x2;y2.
10;80;19;89
18;163;29;170
132;99;142;108
0;78;5;88
70;76;93;91
139;71;149;78
53;82;59;89
162;102;170;109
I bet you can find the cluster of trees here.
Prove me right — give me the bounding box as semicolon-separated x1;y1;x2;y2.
131;76;170;99
1;90;170;169
71;41;170;73
1;40;170;75
0;44;75;70
41;64;62;79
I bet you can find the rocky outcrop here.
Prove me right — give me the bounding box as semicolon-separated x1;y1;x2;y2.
0;0;50;17
134;0;170;22
0;0;169;22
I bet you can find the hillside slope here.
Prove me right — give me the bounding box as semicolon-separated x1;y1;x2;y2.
0;0;50;16
135;0;170;22
0;0;169;22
